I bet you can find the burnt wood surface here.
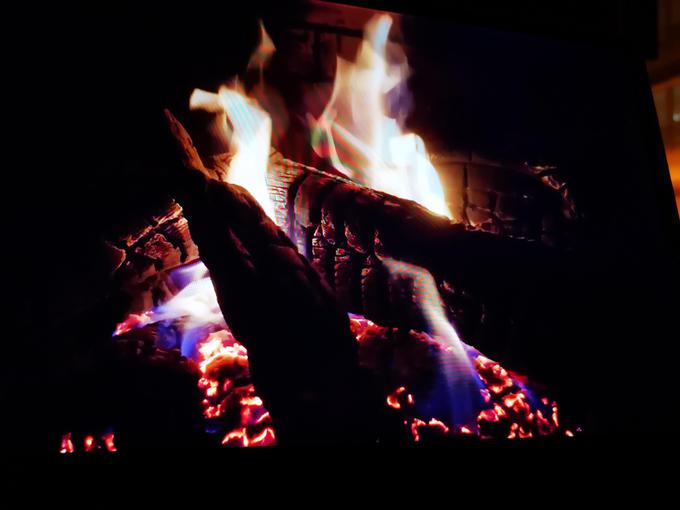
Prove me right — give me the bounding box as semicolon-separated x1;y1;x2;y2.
165;110;381;445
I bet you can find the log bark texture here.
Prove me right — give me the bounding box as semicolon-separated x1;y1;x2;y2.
164;109;380;445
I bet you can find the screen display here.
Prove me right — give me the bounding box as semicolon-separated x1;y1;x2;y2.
17;1;676;452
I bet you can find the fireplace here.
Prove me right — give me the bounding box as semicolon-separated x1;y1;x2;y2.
10;0;678;452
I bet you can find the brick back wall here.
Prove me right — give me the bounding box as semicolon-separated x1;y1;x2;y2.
270;11;576;246
433;151;574;244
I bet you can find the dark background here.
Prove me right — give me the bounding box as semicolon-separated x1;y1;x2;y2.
6;0;679;455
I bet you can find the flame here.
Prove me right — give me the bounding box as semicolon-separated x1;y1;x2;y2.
312;14;452;218
189;22;278;223
156;273;221;326
250;427;276;446
351;316;574;441
113;312;153;336
427;418;450;434
109;259;576;445
190;85;276;221
381;257;482;427
112;289;578;444
247;20;276;77
105;10;582;446
113;261;224;357
113;262;276;447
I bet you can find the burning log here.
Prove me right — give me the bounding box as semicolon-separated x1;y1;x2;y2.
266;151;565;337
164;109;380;445
103;146;570;342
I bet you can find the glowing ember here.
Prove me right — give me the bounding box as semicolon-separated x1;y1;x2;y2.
386;386;408;409
112;258;577;445
103;432;117;452
60;433;74;454
60;432;117;453
113;312;153;337
105;12;579;447
113;303;577;445
350;316;573;441
428;418;450;434
194;331;276;447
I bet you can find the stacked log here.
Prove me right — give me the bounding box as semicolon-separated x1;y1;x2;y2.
164;110;381;445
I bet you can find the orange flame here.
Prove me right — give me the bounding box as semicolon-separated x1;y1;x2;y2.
247;20;276;77
191;84;276;221
189;22;278;223
312;14;452;218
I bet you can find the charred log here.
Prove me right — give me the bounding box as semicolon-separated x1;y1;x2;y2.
107;325;206;449
164;109;380;445
267;155;569;342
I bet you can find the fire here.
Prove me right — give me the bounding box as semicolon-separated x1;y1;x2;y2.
115;260;224;357
109;251;578;446
102;13;582;447
113;312;153;336
350;316;576;441
187;15;451;219
190;24;277;222
386;386;408;409
195;331;276;447
247;20;276;76
60;432;117;453
311;14;452;218
112;283;578;445
381;257;482;429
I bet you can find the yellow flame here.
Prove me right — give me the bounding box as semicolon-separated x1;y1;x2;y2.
189;85;276;222
313;14;452;218
189;21;277;223
247;20;276;76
